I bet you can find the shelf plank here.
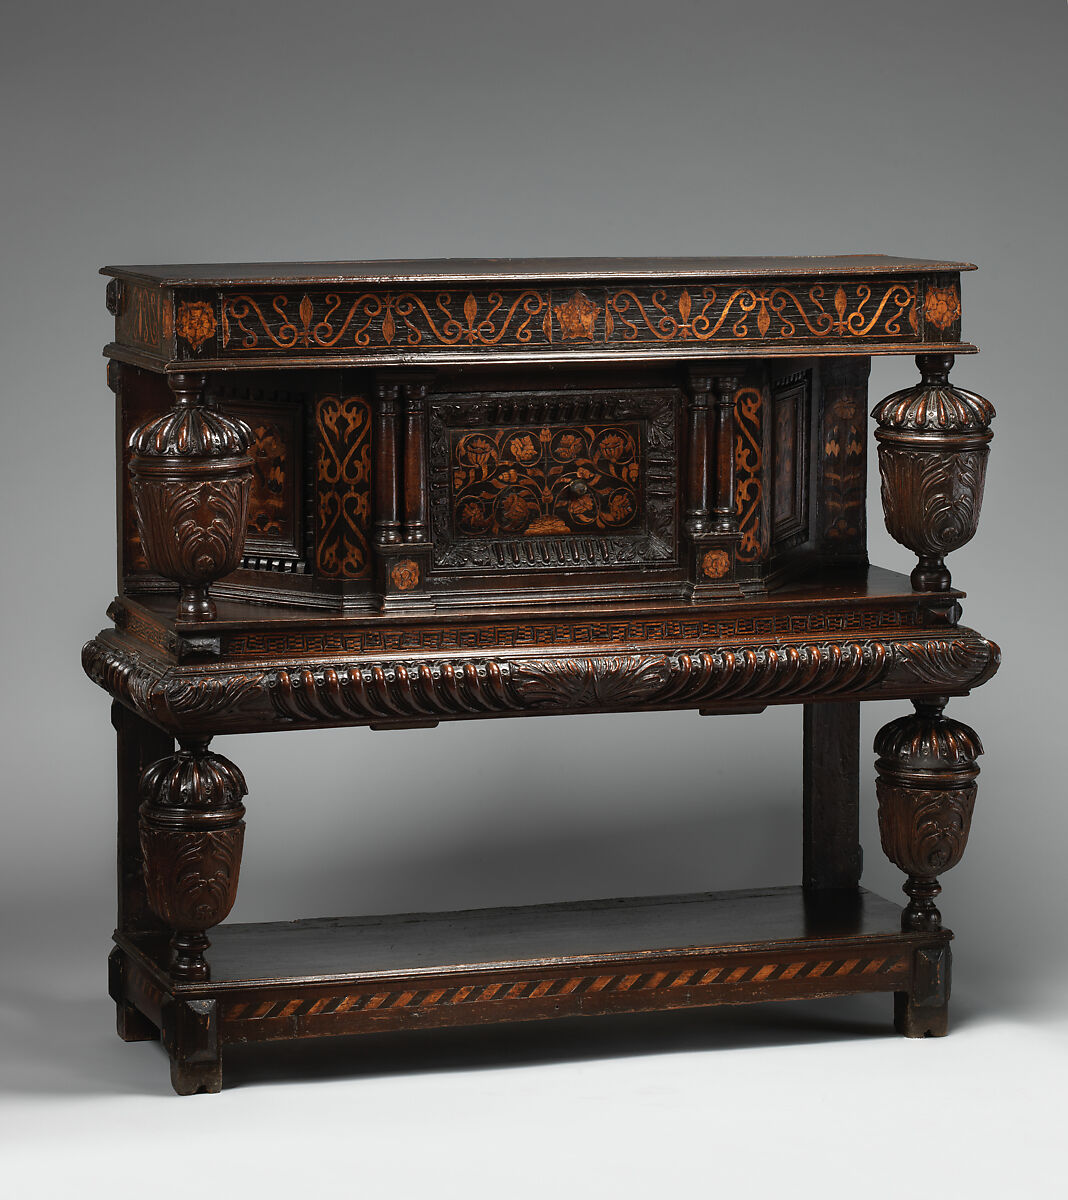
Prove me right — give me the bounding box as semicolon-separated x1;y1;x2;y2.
123;886;912;987
128;564;956;635
116;887;946;1055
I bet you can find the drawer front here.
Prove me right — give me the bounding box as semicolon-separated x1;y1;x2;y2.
428;389;679;572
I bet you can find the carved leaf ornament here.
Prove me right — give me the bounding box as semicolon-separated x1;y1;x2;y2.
83;632;999;733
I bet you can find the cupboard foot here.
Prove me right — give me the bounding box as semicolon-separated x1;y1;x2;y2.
895;990;950;1038
163;997;222;1095
895;941;952;1036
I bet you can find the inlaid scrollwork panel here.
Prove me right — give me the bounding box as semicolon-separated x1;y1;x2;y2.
314;394;373;579
734;387;768;563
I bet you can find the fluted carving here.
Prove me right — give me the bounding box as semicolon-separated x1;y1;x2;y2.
128;372;254;620
130;402;252;458
83;629;1001;735
139;743;247;980
874;701;982;931
872;354;994;591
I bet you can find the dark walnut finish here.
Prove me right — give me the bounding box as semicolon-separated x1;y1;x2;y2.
85;256;999;1093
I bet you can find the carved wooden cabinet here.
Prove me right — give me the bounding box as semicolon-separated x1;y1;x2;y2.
84;257;999;1093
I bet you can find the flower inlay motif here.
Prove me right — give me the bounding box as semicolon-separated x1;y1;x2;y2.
390;560;420;591
176;301;218;350
702;549;731;579
923;286;961;332
553;291;600;340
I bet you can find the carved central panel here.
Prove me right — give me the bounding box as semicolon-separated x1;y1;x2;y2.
429;390;678;570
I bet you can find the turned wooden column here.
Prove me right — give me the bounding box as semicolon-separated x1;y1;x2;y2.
128;372;254;620
373;380;402;546
872;354;994;592
874;699;982;933
684;371;713;536
402;381;429;543
139;741;248;981
710;371;741;534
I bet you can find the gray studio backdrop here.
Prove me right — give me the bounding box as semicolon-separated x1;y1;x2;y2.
1;0;1065;1055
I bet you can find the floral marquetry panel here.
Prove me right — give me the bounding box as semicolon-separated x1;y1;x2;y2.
451;423;643;539
217;399;306;571
428;390;678;570
818;361;869;558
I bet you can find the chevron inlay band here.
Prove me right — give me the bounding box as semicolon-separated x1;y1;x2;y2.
222;955;908;1022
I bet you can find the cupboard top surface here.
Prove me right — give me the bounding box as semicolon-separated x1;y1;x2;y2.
101;254;976;288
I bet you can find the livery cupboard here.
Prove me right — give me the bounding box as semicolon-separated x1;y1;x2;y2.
83;257;998;1092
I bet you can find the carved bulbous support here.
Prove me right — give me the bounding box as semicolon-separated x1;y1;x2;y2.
871;354;994;592
874;700;982;931
139;742;248;980
128;372;254;621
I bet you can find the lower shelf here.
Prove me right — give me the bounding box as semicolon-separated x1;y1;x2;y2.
114;886;952;1091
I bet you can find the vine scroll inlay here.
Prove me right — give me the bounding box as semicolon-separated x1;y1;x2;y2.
218;281;922;355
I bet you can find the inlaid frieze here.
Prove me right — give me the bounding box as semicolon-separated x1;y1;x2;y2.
214;280;925;357
221;605;922;660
